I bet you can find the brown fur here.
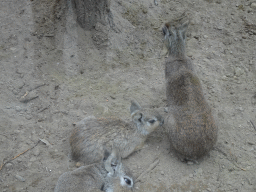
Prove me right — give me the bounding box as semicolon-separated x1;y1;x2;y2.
163;20;218;160
70;101;164;164
54;149;134;192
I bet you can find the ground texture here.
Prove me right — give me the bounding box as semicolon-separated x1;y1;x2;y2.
0;0;256;191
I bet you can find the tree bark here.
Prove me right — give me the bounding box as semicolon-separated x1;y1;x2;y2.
72;0;111;30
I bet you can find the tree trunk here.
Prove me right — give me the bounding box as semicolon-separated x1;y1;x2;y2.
72;0;111;30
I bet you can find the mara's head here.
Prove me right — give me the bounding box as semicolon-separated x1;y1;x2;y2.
162;20;189;57
130;100;164;135
103;148;134;192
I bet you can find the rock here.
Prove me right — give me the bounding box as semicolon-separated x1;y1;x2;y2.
25;115;32;120
189;173;193;178
15;106;22;112
5;163;13;169
39;139;51;146
29;157;37;162
217;25;223;30
76;162;82;167
251;3;256;9
187;161;194;165
235;67;244;77
15;175;25;182
187;52;193;57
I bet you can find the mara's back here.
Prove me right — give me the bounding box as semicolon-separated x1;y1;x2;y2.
70;117;138;164
70;101;164;164
54;164;105;192
163;19;218;159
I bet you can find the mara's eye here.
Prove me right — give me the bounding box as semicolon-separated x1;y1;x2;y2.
124;178;132;185
148;119;156;124
138;113;142;122
162;28;166;36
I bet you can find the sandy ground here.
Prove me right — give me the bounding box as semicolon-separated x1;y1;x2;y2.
0;0;256;191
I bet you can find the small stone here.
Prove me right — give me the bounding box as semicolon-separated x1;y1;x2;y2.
30;157;37;162
164;107;169;113
251;3;256;9
235;67;243;76
206;188;212;191
39;139;51;146
189;173;193;178
6;163;13;169
12;89;19;95
76;162;81;168
142;7;148;14
161;171;164;175
25;115;32;120
217;26;223;30
15;106;22;112
15;175;25;182
187;161;194;165
187;52;193;57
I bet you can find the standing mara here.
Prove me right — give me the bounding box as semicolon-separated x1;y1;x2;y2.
162;19;218;160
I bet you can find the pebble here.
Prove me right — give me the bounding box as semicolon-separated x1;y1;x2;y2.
160;171;164;175
29;157;37;162
187;161;194;165
25;115;32;120
251;3;256;9
235;67;244;76
15;175;25;182
76;162;81;167
187;52;193;57
249;60;254;65
39;138;51;146
5;163;13;169
189;173;193;178
15;106;22;112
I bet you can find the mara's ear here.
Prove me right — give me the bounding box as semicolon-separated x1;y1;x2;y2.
130;100;141;114
132;112;143;124
180;20;189;31
162;25;169;37
103;147;111;161
179;20;189;39
104;147;121;176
